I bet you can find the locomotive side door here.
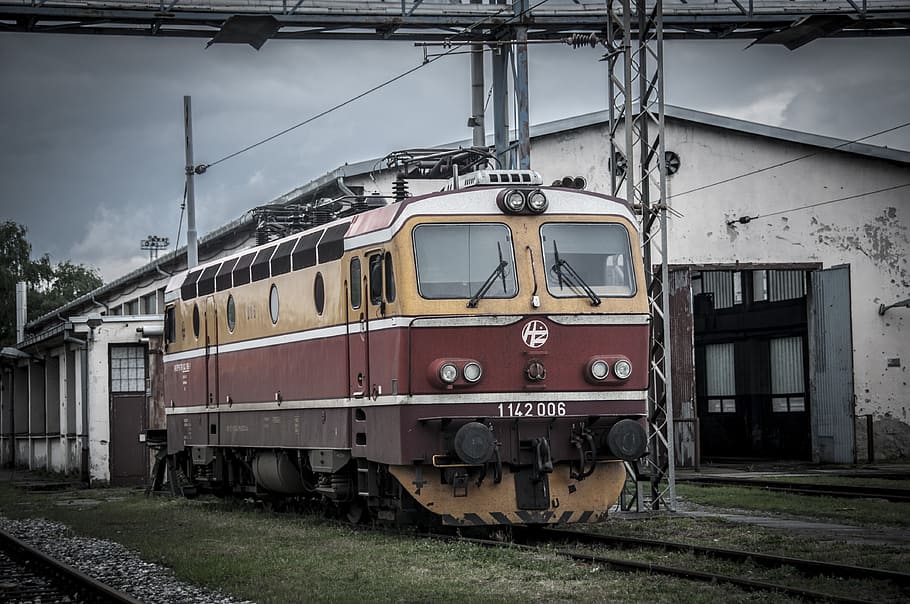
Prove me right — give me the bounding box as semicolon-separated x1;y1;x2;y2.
366;250;395;397
347;256;369;398
204;295;220;445
347;250;394;399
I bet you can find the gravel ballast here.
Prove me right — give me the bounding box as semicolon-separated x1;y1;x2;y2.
0;516;254;604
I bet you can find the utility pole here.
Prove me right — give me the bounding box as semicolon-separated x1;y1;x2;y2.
470;44;485;148
491;43;511;169
514;0;531;170
184;95;199;269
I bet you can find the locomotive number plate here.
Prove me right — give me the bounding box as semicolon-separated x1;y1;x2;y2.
497;402;567;418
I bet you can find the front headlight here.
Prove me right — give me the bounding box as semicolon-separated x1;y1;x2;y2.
503;190;526;212
527;190;548;213
590;359;610;381
463;361;483;383
439;363;458;384
613;359;632;380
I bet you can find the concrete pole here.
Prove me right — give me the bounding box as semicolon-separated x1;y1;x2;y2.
515;24;531;169
184;96;199;269
491;44;510;169
470;44;485;148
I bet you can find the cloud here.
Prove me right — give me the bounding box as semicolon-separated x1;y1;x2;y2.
68;204;162;281
663;38;910;148
1;33;908;287
716;89;800;127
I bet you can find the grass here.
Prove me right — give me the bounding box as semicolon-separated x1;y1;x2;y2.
0;484;787;604
590;514;910;572
676;483;910;527
760;475;910;489
2;480;909;603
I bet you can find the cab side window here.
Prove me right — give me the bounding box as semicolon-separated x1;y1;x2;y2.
350;257;362;309
368;251;396;307
164;306;176;348
384;252;396;303
369;255;383;306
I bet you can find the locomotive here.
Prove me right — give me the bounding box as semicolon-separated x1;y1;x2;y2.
161;168;649;526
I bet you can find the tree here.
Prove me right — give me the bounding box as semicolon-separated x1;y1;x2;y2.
0;221;102;346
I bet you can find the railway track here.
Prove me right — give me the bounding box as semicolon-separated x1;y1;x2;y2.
434;526;910;603
532;527;910;585
0;526;144;604
678;476;910;502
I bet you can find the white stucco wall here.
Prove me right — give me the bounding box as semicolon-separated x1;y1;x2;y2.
71;316;160;484
529;119;909;457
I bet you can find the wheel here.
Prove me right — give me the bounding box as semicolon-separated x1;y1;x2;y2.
345;497;368;524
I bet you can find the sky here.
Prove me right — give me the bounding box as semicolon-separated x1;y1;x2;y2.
1;32;908;281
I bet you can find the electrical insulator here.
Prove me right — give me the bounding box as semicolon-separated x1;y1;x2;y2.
563;33;601;49
393;174;410;202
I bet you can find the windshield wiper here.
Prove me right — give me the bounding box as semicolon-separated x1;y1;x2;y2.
551;241;601;306
467;260;509;308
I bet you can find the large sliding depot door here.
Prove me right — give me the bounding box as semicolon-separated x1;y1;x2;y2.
808;266;855;464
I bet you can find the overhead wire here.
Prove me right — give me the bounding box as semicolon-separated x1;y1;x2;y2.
175;1;550;253
174;181;187;252
734;182;910;224
204;0;552;171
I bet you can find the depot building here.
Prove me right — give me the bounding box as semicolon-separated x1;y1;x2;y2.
1;106;907;484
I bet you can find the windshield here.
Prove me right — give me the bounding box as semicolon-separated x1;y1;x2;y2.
540;223;637;298
413;223;518;299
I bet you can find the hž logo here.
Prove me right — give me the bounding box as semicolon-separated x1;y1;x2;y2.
521;319;549;349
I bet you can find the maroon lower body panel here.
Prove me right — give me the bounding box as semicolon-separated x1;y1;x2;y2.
166;407;351;455
166;399;645;463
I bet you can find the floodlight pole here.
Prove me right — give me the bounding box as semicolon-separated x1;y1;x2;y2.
184;95;199;269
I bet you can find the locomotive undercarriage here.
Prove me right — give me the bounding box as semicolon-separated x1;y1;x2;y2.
161;412;643;527
162;446;424;525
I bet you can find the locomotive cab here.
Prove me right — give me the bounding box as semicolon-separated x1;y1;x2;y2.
373;172;649;524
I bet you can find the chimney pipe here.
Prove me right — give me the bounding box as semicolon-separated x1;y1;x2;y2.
15;281;26;343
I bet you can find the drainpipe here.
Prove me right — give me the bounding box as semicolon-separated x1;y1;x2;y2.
91;293;110;314
8;366;14;469
335;176;355;199
64;329;90;485
154;263;171;279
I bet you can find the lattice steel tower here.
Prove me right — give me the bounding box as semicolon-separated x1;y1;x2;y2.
605;0;675;511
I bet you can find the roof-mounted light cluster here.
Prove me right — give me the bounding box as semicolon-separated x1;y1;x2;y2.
496;188;548;215
552;175;587;189
448;169;543;190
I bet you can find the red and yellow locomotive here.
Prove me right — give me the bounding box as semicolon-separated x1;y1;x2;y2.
162;169;649;525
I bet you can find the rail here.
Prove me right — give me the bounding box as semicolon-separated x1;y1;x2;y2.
441;528;904;603
0;527;145;604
